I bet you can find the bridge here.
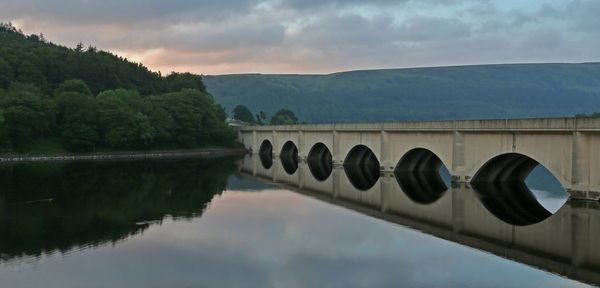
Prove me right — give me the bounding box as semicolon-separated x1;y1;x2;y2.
238;117;600;201
238;155;600;286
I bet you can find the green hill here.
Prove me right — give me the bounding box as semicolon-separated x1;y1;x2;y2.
0;23;235;153
204;63;600;123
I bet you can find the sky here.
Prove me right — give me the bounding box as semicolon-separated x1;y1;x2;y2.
2;0;599;75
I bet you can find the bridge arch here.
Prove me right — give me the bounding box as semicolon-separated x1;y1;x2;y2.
394;148;450;204
258;140;273;169
343;145;380;191
472;153;539;183
280;141;299;175
471;152;568;225
307;142;333;181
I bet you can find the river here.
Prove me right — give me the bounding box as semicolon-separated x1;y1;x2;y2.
0;156;596;287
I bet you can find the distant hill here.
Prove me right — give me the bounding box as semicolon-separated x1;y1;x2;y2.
204;63;600;123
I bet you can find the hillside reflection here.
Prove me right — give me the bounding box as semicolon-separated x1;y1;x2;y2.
0;158;237;262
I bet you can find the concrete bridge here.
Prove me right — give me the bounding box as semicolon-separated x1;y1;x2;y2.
238;156;600;286
238;117;600;201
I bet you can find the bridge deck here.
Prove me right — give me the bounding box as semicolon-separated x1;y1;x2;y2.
240;117;600;132
239;117;600;200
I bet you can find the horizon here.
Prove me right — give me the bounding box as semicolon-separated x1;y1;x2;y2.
3;0;600;75
206;61;600;76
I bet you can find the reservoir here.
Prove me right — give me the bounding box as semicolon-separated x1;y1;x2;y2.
0;156;597;287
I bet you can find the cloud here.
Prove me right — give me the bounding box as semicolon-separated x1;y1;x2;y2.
2;0;600;74
0;0;262;23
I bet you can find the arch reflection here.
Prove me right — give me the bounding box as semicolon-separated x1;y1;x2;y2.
471;153;567;226
343;145;380;190
394;148;449;204
280;141;299;175
307;143;333;181
258;140;273;169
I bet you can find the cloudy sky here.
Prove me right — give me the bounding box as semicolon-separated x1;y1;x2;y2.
3;0;599;75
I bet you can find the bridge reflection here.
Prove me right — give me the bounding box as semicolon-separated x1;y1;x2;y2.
240;154;600;286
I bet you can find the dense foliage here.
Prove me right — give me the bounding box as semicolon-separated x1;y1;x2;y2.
270;108;298;125
575;112;600;118
204;63;600;123
232;105;299;125
232;105;256;123
0;23;235;153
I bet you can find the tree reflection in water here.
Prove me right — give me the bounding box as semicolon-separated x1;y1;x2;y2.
0;158;238;262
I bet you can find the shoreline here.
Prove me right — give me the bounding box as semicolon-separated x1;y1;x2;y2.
0;147;248;164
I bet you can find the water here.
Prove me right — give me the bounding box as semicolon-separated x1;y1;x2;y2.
0;157;597;287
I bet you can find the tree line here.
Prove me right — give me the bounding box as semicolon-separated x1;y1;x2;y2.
0;80;235;152
0;22;206;95
232;104;299;125
0;23;236;153
575;112;600;118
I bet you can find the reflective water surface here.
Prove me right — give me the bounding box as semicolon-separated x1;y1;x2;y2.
0;156;597;287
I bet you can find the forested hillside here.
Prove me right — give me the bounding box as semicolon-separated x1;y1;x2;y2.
0;23;235;153
204;63;600;123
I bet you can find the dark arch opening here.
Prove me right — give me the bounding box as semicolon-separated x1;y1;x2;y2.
394;148;450;204
258;140;273;169
471;153;568;226
307;143;333;181
280;141;298;175
343;145;380;191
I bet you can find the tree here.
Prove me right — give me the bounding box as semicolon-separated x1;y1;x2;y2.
96;89;155;149
54;79;93;98
256;111;267;125
17;61;47;88
270;108;298;125
164;72;206;92
54;80;98;151
232;105;256;123
61;121;99;151
0;57;13;89
75;42;85;53
575;112;600;118
215;104;228;122
0;82;57;150
54;79;93;123
149;89;213;147
148;89;235;147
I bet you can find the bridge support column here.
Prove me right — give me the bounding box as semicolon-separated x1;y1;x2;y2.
380;172;394;213
251;130;257;154
569;132;600;200
298;163;306;189
380;130;394;172
332;130;343;167
451;130;467;183
451;183;467;233
298;130;306;161
570;201;600;269
272;130;279;158
332;167;342;198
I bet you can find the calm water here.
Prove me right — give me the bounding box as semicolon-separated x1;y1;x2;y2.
0;157;596;287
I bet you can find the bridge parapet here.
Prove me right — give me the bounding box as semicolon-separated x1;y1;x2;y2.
241;117;600;132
